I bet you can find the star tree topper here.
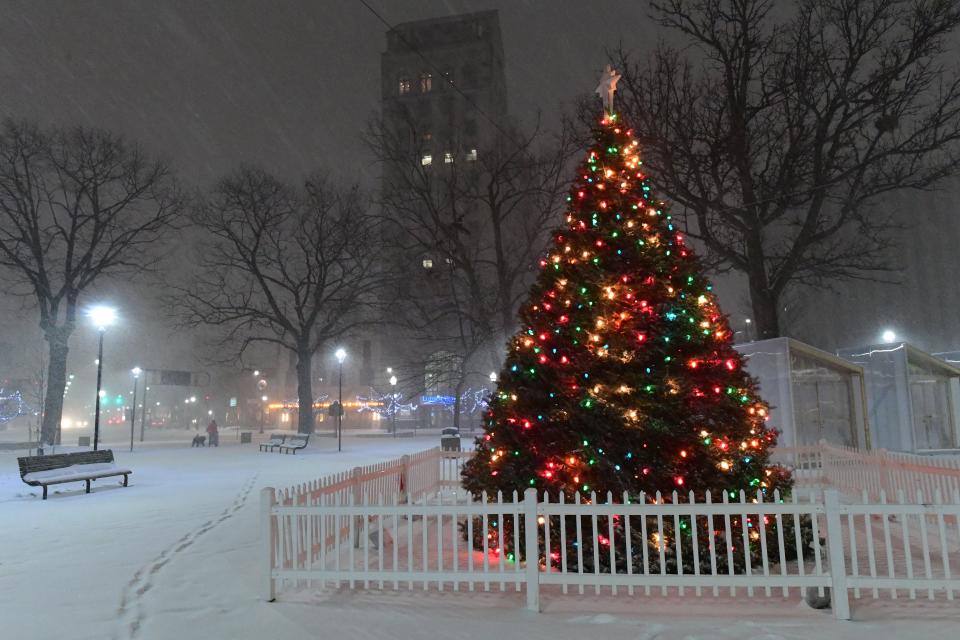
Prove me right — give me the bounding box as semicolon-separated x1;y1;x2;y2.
595;64;621;114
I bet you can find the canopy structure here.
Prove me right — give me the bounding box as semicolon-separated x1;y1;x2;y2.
735;337;869;450
838;342;960;453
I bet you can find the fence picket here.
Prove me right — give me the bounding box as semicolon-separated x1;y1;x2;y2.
897;490;916;599
608;491;617;596
706;490;719;598
756;490;770;597
559;492;569;595
624;491;635;597
880;490;897;599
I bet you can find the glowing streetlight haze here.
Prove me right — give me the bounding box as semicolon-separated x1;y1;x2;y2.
87;305;117;330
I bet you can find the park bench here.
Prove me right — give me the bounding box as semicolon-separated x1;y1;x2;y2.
278;434;309;454
17;449;132;500
259;434;286;452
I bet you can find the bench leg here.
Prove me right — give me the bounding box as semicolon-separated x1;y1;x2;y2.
85;479;91;494
123;474;129;487
43;485;47;500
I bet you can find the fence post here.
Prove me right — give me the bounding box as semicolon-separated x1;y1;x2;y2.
352;466;363;548
823;489;850;620
400;455;410;504
260;487;277;602
523;488;540;612
878;449;891;498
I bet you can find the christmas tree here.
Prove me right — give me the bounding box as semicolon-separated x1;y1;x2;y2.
462;68;791;515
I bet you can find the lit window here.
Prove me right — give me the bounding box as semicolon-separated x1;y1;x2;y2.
444;152;453;164
419;72;432;93
398;77;412;95
465;148;478;161
422;258;434;269
421;154;432;166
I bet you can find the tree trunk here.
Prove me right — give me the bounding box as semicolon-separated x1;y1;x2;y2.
748;276;781;340
295;346;314;434
40;326;71;445
452;375;468;432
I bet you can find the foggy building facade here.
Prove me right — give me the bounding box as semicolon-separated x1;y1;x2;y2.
371;10;509;410
786;188;960;354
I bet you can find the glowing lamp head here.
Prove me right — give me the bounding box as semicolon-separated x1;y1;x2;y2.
87;305;117;331
261;395;268;402
881;329;897;344
131;366;142;378
335;348;347;363
389;375;397;386
489;372;498;383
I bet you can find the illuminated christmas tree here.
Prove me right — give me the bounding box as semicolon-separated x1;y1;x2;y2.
462;69;793;566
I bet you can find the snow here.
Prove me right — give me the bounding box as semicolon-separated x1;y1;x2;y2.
2;434;958;640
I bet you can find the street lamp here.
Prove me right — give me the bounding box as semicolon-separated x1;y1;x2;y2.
129;367;141;452
261;395;269;430
489;371;497;383
140;384;150;443
389;374;398;437
882;329;897;344
335;348;346;452
87;305;116;451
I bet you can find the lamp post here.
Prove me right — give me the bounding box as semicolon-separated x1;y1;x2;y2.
261;395;268;431
335;348;346;452
389;374;398;437
129;367;141;452
140;383;149;442
88;306;116;451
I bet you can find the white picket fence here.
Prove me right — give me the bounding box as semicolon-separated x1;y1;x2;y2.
772;442;960;500
260;445;960;618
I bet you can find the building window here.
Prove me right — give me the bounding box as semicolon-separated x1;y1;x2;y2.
421;154;432;166
422;258;434;269
465;148;478;162
419;72;432;93
444;152;453;164
398;77;412;95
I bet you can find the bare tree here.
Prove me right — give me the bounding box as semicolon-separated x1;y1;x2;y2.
174;168;379;435
366;110;574;419
613;0;960;338
0;119;184;445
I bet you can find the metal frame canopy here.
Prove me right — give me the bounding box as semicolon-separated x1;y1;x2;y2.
735;337;870;450
838;342;960;453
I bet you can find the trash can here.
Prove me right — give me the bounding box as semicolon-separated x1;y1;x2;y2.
240;431;252;444
441;434;461;452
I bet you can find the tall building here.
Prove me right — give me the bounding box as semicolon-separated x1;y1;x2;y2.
380;10;507;168
373;11;509;416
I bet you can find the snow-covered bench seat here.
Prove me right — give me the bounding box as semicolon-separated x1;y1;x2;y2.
277;434;309;454
259;434;286;452
17;449;132;500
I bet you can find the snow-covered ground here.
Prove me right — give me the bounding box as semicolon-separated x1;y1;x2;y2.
1;436;957;640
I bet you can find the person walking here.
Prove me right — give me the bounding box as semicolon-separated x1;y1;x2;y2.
206;419;219;447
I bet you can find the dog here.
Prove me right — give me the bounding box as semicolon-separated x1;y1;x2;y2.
191;434;207;447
